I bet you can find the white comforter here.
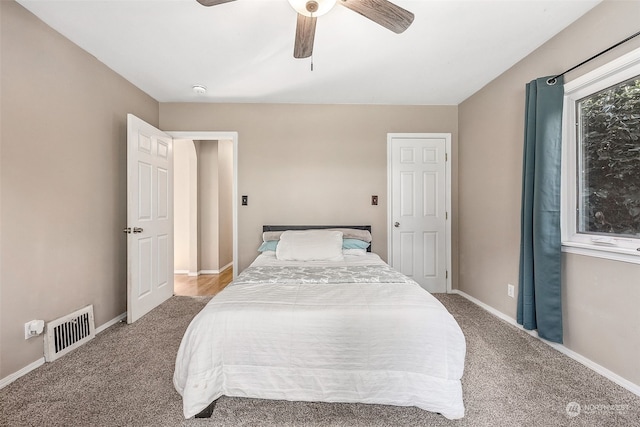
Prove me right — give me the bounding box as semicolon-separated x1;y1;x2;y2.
174;253;466;419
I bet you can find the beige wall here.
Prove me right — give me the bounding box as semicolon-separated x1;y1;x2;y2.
0;1;159;378
159;104;459;273
458;0;640;386
199;142;220;271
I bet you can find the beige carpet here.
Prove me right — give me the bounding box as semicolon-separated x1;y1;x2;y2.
1;294;638;427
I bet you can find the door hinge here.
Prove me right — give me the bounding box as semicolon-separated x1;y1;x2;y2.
446;270;448;279
445;152;448;161
446;212;448;220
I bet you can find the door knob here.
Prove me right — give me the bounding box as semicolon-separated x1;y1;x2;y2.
133;227;144;234
394;222;400;228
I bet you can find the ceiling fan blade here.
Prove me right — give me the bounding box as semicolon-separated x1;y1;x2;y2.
294;14;317;59
196;0;236;6
339;0;414;33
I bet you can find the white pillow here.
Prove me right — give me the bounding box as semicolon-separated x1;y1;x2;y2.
343;248;367;256
276;230;344;261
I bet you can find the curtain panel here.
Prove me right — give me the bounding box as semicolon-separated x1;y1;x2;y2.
517;76;564;344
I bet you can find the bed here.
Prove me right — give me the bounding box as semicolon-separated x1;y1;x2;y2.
173;226;466;420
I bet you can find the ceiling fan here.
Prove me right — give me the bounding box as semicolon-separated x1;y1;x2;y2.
196;0;415;58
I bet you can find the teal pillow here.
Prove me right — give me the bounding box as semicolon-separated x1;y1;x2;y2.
342;238;370;250
258;240;278;252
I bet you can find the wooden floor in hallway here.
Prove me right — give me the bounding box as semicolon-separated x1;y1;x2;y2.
174;267;233;297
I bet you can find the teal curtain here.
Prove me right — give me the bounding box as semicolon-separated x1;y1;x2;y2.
517;76;564;344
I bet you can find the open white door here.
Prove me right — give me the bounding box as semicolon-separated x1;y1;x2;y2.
388;134;451;293
126;114;174;323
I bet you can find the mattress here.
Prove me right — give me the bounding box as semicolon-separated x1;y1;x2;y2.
173;252;466;419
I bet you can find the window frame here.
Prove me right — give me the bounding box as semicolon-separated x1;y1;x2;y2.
561;46;640;264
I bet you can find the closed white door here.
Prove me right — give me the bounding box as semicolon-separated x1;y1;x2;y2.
126;114;174;323
389;134;450;293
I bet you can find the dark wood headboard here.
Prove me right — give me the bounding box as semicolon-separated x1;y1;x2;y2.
262;225;372;252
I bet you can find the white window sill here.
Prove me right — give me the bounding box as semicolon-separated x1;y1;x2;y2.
562;241;640;265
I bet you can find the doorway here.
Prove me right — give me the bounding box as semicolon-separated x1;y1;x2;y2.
168;132;238;296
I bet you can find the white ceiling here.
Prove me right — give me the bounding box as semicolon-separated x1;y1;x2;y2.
17;0;601;105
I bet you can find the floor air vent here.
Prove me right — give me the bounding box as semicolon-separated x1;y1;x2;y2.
44;305;95;362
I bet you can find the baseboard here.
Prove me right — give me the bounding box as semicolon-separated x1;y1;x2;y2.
0;311;126;390
199;263;233;275
179;263;233;276
95;312;126;334
451;289;518;325
451;289;640;398
0;358;45;390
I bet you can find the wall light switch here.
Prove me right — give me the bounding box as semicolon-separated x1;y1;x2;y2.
242;195;248;206
372;195;378;206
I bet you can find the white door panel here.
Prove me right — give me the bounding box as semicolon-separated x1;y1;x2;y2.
389;134;450;293
423;231;438;277
127;114;174;323
399;232;414;276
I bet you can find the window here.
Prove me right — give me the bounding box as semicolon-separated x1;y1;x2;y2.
562;47;640;263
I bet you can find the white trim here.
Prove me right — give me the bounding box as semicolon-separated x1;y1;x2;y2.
564;46;640;93
198;261;234;275
95;312;126;335
0;311;126;390
216;261;233;273
562;243;640;265
387;133;452;293
451;289;640;398
198;262;232;275
176;262;233;276
561;47;640;262
0;358;45;390
168;131;239;279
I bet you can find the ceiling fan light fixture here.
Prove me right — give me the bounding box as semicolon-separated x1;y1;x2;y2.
288;0;337;17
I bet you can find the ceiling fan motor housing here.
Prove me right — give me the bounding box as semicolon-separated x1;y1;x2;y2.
306;1;319;13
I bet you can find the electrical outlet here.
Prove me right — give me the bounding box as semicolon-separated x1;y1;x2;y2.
507;283;515;298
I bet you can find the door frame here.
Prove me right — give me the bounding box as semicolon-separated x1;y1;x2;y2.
168;131;239;279
387;133;452;293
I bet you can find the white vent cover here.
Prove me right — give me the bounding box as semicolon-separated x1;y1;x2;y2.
44;305;95;362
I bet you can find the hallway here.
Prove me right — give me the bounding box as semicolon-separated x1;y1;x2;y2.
174;268;233;297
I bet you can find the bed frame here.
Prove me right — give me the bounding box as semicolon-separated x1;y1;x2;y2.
193;224;372;418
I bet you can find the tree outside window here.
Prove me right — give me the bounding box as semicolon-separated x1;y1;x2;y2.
577;76;640;237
